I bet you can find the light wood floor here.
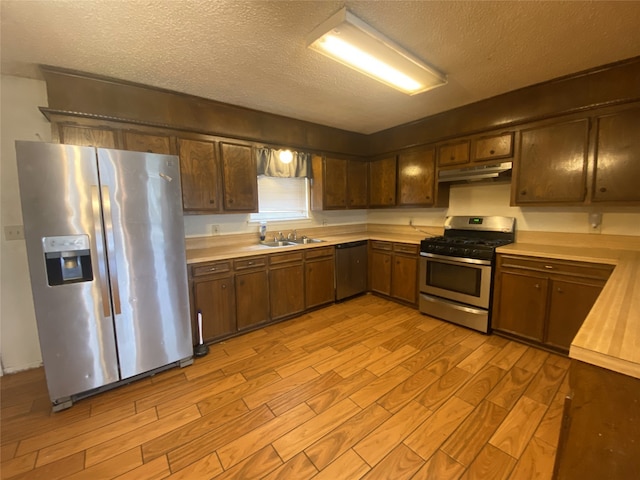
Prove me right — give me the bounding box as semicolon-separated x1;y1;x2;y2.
1;295;569;479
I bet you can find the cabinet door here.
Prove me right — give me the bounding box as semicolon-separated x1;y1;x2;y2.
369;156;397;207
515;119;589;204
546;279;604;351
59;125;119;148
397;147;435;207
324;157;348;209
370;250;392;296
347;160;368;208
270;264;305;320
592;105;640;202
493;271;548;342
193;276;235;342
235;270;270;329
473;132;514;162
391;254;418;304
438;140;470;166
177;138;220;212
305;258;335;309
220;142;258;211
123;131;172;154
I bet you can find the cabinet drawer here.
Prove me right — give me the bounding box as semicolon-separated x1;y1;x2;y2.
270;251;304;265
234;255;267;270
192;260;231;277
438;140;470;166
393;243;418;255
370;241;393;251
498;255;613;280
473;132;514;161
305;246;334;260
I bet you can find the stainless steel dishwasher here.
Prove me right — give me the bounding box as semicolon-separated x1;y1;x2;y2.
335;240;368;301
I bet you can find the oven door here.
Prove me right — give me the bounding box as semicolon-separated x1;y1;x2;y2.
419;253;492;309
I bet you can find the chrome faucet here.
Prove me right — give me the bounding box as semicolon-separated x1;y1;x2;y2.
287;230;298;241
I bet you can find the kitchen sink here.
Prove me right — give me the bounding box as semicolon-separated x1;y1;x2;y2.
290;238;325;244
260;240;298;247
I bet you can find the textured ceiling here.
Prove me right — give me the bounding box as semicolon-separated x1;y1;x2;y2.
2;1;640;134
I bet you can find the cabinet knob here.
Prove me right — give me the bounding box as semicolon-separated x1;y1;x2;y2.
535;283;540;289
557;287;563;293
248;261;254;265
229;198;234;204
599;187;607;193
489;149;495;155
209;199;215;204
146;149;153;153
221;284;226;289
450;156;455;161
544;265;554;269
521;190;527;195
209;267;216;271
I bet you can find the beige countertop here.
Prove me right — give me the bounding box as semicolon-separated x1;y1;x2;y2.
186;232;423;264
497;242;640;379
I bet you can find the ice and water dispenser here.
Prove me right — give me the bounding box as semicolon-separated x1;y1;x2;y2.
42;235;93;286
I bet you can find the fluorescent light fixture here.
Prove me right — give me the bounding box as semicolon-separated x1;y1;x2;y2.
307;8;447;95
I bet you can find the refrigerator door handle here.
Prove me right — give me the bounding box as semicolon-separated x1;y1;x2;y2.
101;186;122;315
91;186;111;317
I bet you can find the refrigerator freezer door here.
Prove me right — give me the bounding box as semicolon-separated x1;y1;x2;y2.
97;149;192;379
16;142;119;402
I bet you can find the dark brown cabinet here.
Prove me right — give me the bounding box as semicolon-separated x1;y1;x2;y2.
58;125;119;148
269;252;305;320
592;104;640;203
347;160;369;208
472;132;514;162
190;260;235;343
234;256;269;330
177;138;220;213
390;243;419;305
122;131;173;154
311;156;368;210
369;241;418;305
492;254;613;353
397;146;435;207
305;247;335;309
515;118;590;204
437;140;470;167
219;142;258;212
369;156;397;207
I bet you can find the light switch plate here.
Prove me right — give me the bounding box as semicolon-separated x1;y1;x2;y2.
4;225;25;241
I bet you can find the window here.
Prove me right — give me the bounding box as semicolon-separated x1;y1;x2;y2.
249;176;310;222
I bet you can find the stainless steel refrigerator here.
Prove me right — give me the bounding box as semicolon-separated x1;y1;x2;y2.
16;141;193;411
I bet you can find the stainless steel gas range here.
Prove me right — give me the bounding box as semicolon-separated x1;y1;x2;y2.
418;216;515;333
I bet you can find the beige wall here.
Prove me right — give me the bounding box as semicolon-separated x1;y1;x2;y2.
1;75;51;374
2;75;639;374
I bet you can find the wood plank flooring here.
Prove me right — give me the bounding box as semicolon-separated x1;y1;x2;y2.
0;295;569;479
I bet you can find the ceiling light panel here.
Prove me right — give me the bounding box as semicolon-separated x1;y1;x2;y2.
307;8;447;95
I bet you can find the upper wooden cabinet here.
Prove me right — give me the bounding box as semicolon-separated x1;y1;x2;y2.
323;156;348;209
58;125;120;149
369;156;397;207
437;140;470;167
437;131;514;168
473;132;514;162
347;160;369;209
397;146;435;207
514;118;590;204
219;142;258;212
177;138;220;213
592;104;640;203
311;155;368;210
122;131;173;154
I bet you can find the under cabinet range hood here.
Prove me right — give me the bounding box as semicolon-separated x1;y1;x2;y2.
438;161;512;183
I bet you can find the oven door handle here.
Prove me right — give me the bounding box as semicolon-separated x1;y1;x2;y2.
420;252;492;266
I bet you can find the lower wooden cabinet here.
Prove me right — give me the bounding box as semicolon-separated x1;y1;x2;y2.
369;241;418;306
269;252;305;320
305;247;335;309
492;254;613;353
234;256;269;330
190;260;235;344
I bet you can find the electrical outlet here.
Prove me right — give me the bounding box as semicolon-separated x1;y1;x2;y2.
4;225;25;241
210;224;220;235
